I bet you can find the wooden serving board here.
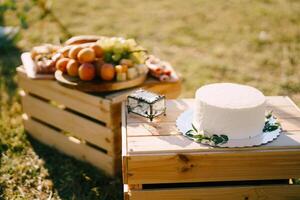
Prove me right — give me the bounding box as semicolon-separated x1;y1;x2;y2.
55;70;147;92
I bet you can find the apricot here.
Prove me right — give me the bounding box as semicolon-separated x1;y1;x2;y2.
68;46;83;59
90;43;104;58
52;53;63;63
101;63;115;81
59;46;71;57
94;59;105;78
78;48;95;63
66;59;79;77
78;63;96;81
56;58;70;73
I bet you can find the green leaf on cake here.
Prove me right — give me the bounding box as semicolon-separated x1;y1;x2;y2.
266;111;273;119
185;125;229;146
192;124;198;133
263;114;281;133
185;129;194;137
211;135;224;145
184;113;280;146
220;134;229;142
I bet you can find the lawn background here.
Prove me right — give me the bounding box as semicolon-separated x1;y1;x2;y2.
0;0;300;199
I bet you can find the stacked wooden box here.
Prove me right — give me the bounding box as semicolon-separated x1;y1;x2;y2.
122;97;300;199
17;67;181;176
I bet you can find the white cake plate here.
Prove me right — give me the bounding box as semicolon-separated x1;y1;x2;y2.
176;109;281;148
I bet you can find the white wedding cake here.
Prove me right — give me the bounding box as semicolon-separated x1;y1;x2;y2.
193;83;266;139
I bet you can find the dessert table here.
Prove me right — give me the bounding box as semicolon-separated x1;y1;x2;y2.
17;67;181;176
122;97;300;200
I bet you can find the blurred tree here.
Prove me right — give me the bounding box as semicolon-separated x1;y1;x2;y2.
0;0;32;28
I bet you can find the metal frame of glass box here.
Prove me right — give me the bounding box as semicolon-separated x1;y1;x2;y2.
127;89;166;121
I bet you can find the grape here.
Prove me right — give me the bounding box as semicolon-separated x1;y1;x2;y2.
98;37;148;64
122;51;130;59
130;52;147;64
126;38;137;47
112;53;122;62
104;52;113;62
113;41;124;54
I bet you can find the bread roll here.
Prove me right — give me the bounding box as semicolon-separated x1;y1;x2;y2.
65;35;104;45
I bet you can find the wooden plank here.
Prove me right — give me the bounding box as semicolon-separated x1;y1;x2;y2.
23;116;114;175
279;118;300;131
125;96;300;152
128;184;142;190
17;68;112;124
106;78;182;103
107;102;122;129
21;93;115;153
127;131;300;154
126;116;300;137
142;80;181;99
127;98;299;123
266;96;294;106
287;96;300;111
129;184;300;200
126;150;300;184
127;122;180;137
122;102;129;184
127;99;193;123
124;184;129;200
269;106;300;118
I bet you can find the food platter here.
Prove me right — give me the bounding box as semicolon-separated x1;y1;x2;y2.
22;35;178;93
55;70;147;92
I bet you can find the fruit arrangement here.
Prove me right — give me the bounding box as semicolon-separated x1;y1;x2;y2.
145;55;175;81
30;44;60;74
55;37;149;82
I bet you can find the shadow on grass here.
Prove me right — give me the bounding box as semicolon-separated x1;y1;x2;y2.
0;37;22;98
28;135;123;200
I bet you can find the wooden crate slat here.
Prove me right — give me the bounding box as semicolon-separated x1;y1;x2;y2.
127;119;300;137
268;106;300;118
17;69;112;123
127;122;180;137
127;98;299;124
279;117;300;131
126;115;300;137
107;102;122;129
23;116;114;175
106;79;182;103
266;96;294;106
122;102;129;184
141;81;181;99
126;150;300;184
129;184;300;200
126;99;300;135
21;93;115;153
127;99;193;123
127;131;300;154
126;118;300;138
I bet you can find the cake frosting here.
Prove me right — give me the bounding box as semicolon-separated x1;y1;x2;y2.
193;83;266;139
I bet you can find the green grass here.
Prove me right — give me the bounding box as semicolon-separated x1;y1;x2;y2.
1;0;300;199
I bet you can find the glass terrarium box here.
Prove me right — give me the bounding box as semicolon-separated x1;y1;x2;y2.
127;89;166;121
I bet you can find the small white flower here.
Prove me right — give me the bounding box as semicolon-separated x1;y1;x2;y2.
258;31;270;42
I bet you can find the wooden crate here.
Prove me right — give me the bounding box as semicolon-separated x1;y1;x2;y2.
122;97;300;199
17;67;181;176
